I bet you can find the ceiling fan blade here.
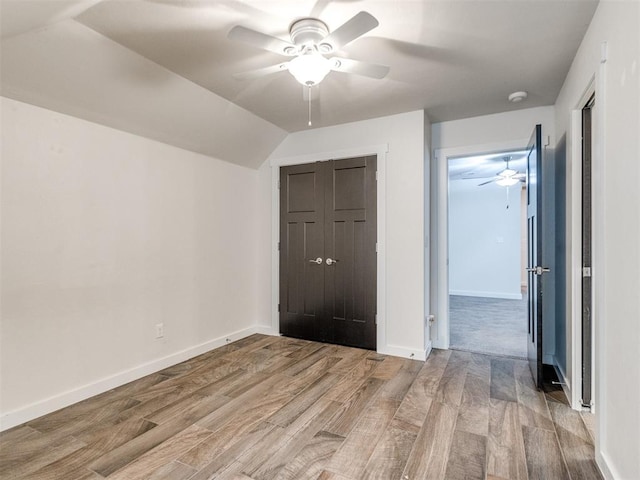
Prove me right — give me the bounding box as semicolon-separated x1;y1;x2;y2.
310;0;331;17
322;11;379;51
228;26;296;56
233;62;290;81
330;57;389;79
460;175;495;180
478;179;497;186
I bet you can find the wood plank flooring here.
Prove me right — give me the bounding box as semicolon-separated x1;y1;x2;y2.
0;335;602;480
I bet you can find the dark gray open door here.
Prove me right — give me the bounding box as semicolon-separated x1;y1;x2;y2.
526;124;546;388
279;156;377;350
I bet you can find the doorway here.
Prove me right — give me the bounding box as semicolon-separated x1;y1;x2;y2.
447;149;529;358
279;156;377;349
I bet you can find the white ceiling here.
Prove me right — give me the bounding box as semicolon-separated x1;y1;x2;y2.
449;149;527;184
0;0;598;166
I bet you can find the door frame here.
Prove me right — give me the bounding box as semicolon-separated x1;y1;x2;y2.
569;79;598;411
433;139;528;350
269;144;389;354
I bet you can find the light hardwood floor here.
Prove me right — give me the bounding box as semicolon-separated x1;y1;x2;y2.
0;335;602;480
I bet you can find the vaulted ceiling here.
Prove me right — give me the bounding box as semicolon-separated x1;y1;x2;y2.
0;0;598;167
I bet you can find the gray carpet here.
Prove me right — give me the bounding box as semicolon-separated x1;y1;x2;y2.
449;294;528;358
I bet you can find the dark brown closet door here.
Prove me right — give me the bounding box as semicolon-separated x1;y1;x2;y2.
279;156;377;349
324;156;377;349
279;162;325;341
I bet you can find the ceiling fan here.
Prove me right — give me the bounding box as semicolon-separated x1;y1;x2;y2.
227;11;390;87
478;157;526;187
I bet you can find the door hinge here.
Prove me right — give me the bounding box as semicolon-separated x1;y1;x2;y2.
375;242;378;253
278;241;280;251
375;171;378;181
375;314;378;325
278;303;280;312
582;266;592;277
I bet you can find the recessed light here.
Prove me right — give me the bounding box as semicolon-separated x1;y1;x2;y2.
508;91;528;103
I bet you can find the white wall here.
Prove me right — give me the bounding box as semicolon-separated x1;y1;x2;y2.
0;97;265;429
423;111;433;352
0;20;287;168
255;159;273;331
264;110;427;358
554;2;640;478
448;179;522;299
432;106;555;151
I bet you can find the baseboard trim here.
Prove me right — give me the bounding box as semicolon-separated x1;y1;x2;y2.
1;327;428;431
266;326;426;362
552;357;574;408
254;325;280;336
553;357;568;382
449;290;523;300
378;344;427;361
595;450;616;480
432;338;448;350
0;326;262;432
425;342;433;359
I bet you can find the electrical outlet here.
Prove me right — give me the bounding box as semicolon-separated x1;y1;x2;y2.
155;323;164;339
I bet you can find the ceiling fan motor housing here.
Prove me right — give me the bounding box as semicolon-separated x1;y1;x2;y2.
289;18;331;52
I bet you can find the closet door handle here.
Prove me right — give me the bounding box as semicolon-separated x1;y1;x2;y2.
308;257;323;265
326;258;339;266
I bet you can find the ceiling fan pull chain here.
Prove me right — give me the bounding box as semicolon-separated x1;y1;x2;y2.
308;85;312;126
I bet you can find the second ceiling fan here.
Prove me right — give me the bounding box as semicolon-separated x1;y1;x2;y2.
478;157;526;187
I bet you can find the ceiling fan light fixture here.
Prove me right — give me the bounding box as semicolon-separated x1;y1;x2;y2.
319;42;333;54
288;53;332;86
496;176;519;187
499;168;518;178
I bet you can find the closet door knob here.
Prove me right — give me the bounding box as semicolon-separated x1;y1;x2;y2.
308;257;323;265
326;258;339;266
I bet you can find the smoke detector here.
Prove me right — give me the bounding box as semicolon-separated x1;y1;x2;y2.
508;91;528;103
